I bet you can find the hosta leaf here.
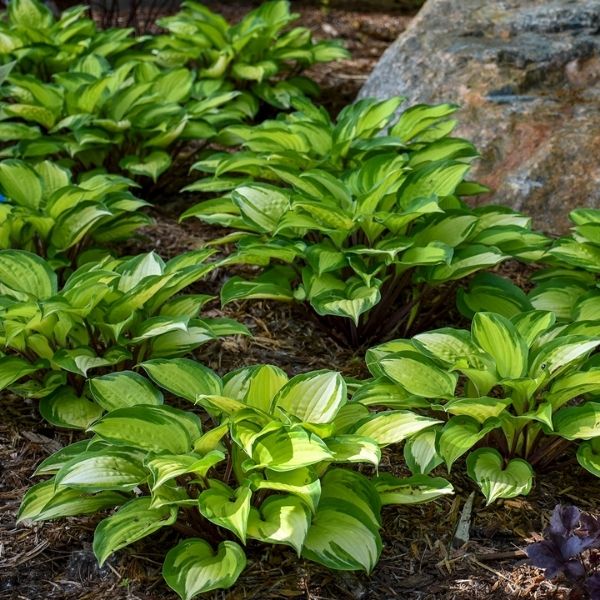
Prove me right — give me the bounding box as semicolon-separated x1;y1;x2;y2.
413;328;483;367
274;371;346;424
89;405;202;453
93;497;177;565
577;438;600;478
199;482;252;542
0;159;42;210
311;283;380;325
232;184;290;233
220;276;294;304
142;358;222;402
251;427;333;471
147;451;225;490
163;539;246;600
0;356;40;391
326;434;381;466
0;250;57;298
404;429;442;475
88;371;163;411
466;448;534;504
472;312;527;379
224;364;288;413
546;369;600;410
120;151;171;182
39;388;103;430
374;473;454;504
554;403;600;440
442;396;511;423
247;495;311;554
438;416;501;470
352;411;441;446
529;336;600;378
54;449;147;491
34;440;95;476
18;480;126;522
380;352;457;397
250;467;321;514
301;469;381;573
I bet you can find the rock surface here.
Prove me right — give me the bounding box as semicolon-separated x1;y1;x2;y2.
360;0;600;233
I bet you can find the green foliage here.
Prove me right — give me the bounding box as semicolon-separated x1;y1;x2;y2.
0;58;255;183
364;310;600;503
149;0;349;109
19;362;453;597
0;158;151;264
183;97;549;345
0;249;249;427
0;0;136;79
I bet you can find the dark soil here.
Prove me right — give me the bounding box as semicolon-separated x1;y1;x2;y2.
1;3;597;600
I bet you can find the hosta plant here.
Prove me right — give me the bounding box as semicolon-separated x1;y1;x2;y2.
0;0;136;79
183;97;549;345
148;0;349;109
458;209;600;324
0;58;255;185
0;158;152;266
0;249;249;427
363;310;600;503
19;362;453;598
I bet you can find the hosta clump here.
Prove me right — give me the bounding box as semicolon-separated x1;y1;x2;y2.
148;0;348;109
183;97;549;345
0;159;151;265
459;209;600;324
0;249;249;427
0;0;135;79
19;362;453;598
363;310;600;503
0;58;255;185
526;504;600;600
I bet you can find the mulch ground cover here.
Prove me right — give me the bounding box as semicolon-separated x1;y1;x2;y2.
1;3;597;599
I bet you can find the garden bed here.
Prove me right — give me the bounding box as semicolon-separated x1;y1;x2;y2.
1;3;598;600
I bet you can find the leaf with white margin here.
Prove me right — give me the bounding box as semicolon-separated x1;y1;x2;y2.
554;402;600;440
146;450;225;490
466;448;533;505
301;469;382;573
404;429;442;475
93;497;177;565
577;438;600;478
529;336;600;378
250;427;333;471
18;479;126;522
472;312;528;379
163;539;246;600
142;358;222;402
352;410;441;446
374;473;454;504
326;434;381;466
198;481;252;542
39;387;103;430
438;416;501;470
249;467;321;514
274;370;346;424
247;494;311;554
88;370;163;411
380;352;457;398
546;368;600;410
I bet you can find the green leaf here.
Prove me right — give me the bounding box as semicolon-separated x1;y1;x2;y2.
163;539;246;600
326;434;381;466
34;440;94;476
301;469;381;573
224;364;288;413
472;312;527;379
442;396;511;423
554;403;600;440
352;410;441;446
374;473;454;504
18;480;126;522
39;388;104;430
199;482;252;542
274;370;346;424
232;184;290;232
0;356;40;391
120;151;171;182
142;358;221;402
220;275;294;305
54;449;147;491
251;427;333;471
93;497;177;565
380;352;457;397
403;429;442;475
89;405;201;453
0;160;42;210
247;494;311;554
577;438;600;478
0;250;57;298
88;371;163;411
147;451;225;490
466;448;534;504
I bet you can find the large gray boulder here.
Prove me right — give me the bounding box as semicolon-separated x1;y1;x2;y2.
360;0;600;233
